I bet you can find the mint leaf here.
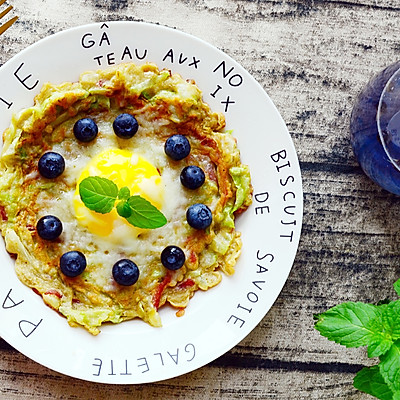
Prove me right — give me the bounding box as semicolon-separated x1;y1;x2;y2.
118;186;130;200
314;302;387;349
79;176;118;213
394;280;400;298
380;341;400;396
368;339;394;358
354;366;393;400
116;200;132;218
383;302;400;341
125;195;167;229
363;301;400;358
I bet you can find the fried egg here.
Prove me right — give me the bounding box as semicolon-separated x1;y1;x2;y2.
73;148;164;241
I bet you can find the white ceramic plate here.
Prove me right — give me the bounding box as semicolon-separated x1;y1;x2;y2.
0;21;303;383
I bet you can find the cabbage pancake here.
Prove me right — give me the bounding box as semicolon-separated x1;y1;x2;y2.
0;62;252;335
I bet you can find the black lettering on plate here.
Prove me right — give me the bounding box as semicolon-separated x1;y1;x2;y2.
2;288;24;309
19;318;43;338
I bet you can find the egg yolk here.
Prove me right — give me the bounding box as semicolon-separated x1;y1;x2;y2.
73;149;164;238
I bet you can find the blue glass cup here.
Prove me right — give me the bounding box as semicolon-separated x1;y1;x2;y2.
350;61;400;195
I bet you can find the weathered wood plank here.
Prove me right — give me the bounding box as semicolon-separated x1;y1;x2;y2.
0;343;367;399
1;0;400;398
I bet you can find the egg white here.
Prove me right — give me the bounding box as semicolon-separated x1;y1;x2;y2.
37;112;192;279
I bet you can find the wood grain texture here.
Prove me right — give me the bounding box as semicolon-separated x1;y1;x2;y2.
1;0;400;398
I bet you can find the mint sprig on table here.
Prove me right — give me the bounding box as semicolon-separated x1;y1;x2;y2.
79;176;167;229
314;279;400;400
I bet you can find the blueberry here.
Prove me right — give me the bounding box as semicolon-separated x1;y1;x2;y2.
186;203;212;230
112;259;139;286
36;215;63;240
60;251;86;277
164;135;190;160
113;113;139;139
73;118;98;142
38;152;65;179
180;165;205;189
161;246;186;270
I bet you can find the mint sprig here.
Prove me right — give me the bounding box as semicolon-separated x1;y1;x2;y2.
314;279;400;399
79;176;167;229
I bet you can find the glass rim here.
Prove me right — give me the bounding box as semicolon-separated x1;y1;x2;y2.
377;65;400;173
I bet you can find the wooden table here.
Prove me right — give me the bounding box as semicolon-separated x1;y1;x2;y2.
1;0;399;398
